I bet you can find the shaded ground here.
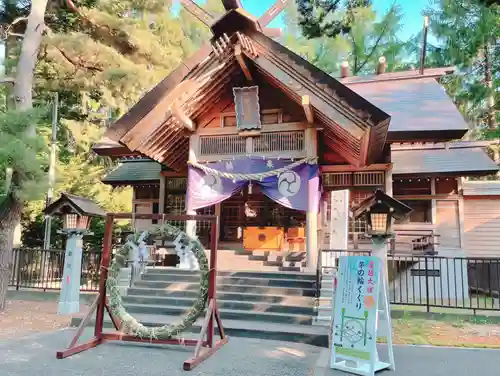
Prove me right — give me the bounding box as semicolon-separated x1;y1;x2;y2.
1;328;500;376
0;299;89;341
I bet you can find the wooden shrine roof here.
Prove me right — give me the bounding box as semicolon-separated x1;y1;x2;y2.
391;142;499;177
347;77;469;142
95;30;392;171
102;159;161;186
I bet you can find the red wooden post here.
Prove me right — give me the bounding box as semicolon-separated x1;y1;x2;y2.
57;213;228;370
208;219;218;347
95;214;114;338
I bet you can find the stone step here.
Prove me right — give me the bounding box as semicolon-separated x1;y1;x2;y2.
128;284;316;297
70;314;329;347
122;295;315;315
122;303;314;325
134;277;315;290
127;287;316;301
144;268;316;281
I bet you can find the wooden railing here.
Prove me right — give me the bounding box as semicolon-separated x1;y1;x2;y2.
323;171;385;188
349;225;440;256
200;134;246;156
198;130;305;158
252;131;304;153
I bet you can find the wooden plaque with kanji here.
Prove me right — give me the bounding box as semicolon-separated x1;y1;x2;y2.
233;86;261;131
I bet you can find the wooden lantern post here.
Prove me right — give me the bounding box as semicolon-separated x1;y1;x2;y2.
351;189;413;276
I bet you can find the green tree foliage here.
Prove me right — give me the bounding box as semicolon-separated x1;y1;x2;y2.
296;0;371;39
426;0;499;135
0;107;49;207
283;1;407;75
1;0;216;248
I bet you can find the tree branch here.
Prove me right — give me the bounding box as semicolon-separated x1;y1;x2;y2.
61;0;137;55
54;46;103;72
355;7;396;74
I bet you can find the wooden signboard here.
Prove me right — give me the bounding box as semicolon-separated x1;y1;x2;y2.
233;86;262;131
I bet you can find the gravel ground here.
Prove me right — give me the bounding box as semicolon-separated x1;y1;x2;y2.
0;299;89;341
1;328;500;376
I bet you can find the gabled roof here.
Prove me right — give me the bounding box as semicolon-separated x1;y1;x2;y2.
102;159;161;186
95;29;391;170
44;193;106;217
352;188;413;221
391;141;499;177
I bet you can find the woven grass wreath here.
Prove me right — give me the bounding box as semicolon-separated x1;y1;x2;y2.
106;224;209;339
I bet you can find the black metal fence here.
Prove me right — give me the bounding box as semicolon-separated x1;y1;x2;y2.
319;250;500;313
9;248;103;292
388;255;500;313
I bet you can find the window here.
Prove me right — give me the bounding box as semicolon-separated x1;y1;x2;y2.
348;191;371;234
395;200;432;224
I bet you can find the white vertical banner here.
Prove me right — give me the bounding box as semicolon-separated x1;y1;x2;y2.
322;190;349;272
330;255;394;376
329;189;349;250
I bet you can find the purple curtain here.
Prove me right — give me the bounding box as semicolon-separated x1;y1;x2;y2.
186;157;320;213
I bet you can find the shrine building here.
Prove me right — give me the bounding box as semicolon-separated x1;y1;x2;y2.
93;3;500;270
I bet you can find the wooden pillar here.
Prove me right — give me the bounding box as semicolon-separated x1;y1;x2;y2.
430;177;437;225
305;127;318;271
215;203;221;244
385;168;393;196
457;177;465;251
159;175;166;214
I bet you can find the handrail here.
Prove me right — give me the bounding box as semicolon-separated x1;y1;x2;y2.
315;249;372;301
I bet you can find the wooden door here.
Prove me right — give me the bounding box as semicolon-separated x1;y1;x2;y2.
436;200;460;249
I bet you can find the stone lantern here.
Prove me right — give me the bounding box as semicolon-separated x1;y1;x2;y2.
44;193;105;314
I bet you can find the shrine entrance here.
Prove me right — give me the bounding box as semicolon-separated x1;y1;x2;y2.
219;184;307;252
187;156;317;255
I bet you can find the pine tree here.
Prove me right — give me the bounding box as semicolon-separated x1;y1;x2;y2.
284;1;407;75
0;0;212;310
426;0;499;132
296;0;371;39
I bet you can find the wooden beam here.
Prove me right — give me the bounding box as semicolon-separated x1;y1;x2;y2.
259;0;290;27
180;0;215;27
160;170;188;177
171;101;196;132
235;44;252;81
320;164;392;173
301;95;314;124
262;28;282;38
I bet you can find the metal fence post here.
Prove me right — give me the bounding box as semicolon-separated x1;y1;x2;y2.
424;256;430;313
15;249;22;290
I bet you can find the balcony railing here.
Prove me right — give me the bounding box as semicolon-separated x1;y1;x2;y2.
349;227;440;256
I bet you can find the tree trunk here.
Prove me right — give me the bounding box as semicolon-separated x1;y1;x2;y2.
0;198;23;311
484;43;495;129
0;0;50;312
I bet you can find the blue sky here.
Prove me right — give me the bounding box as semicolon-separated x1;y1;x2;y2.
241;0;430;40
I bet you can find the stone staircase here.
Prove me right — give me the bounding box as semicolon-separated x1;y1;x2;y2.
72;267;329;346
313;273;334;326
216;246;307;272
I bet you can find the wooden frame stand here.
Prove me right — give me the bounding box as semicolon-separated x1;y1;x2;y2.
56;213;228;371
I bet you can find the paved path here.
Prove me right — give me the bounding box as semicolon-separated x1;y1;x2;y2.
1;328;499;376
